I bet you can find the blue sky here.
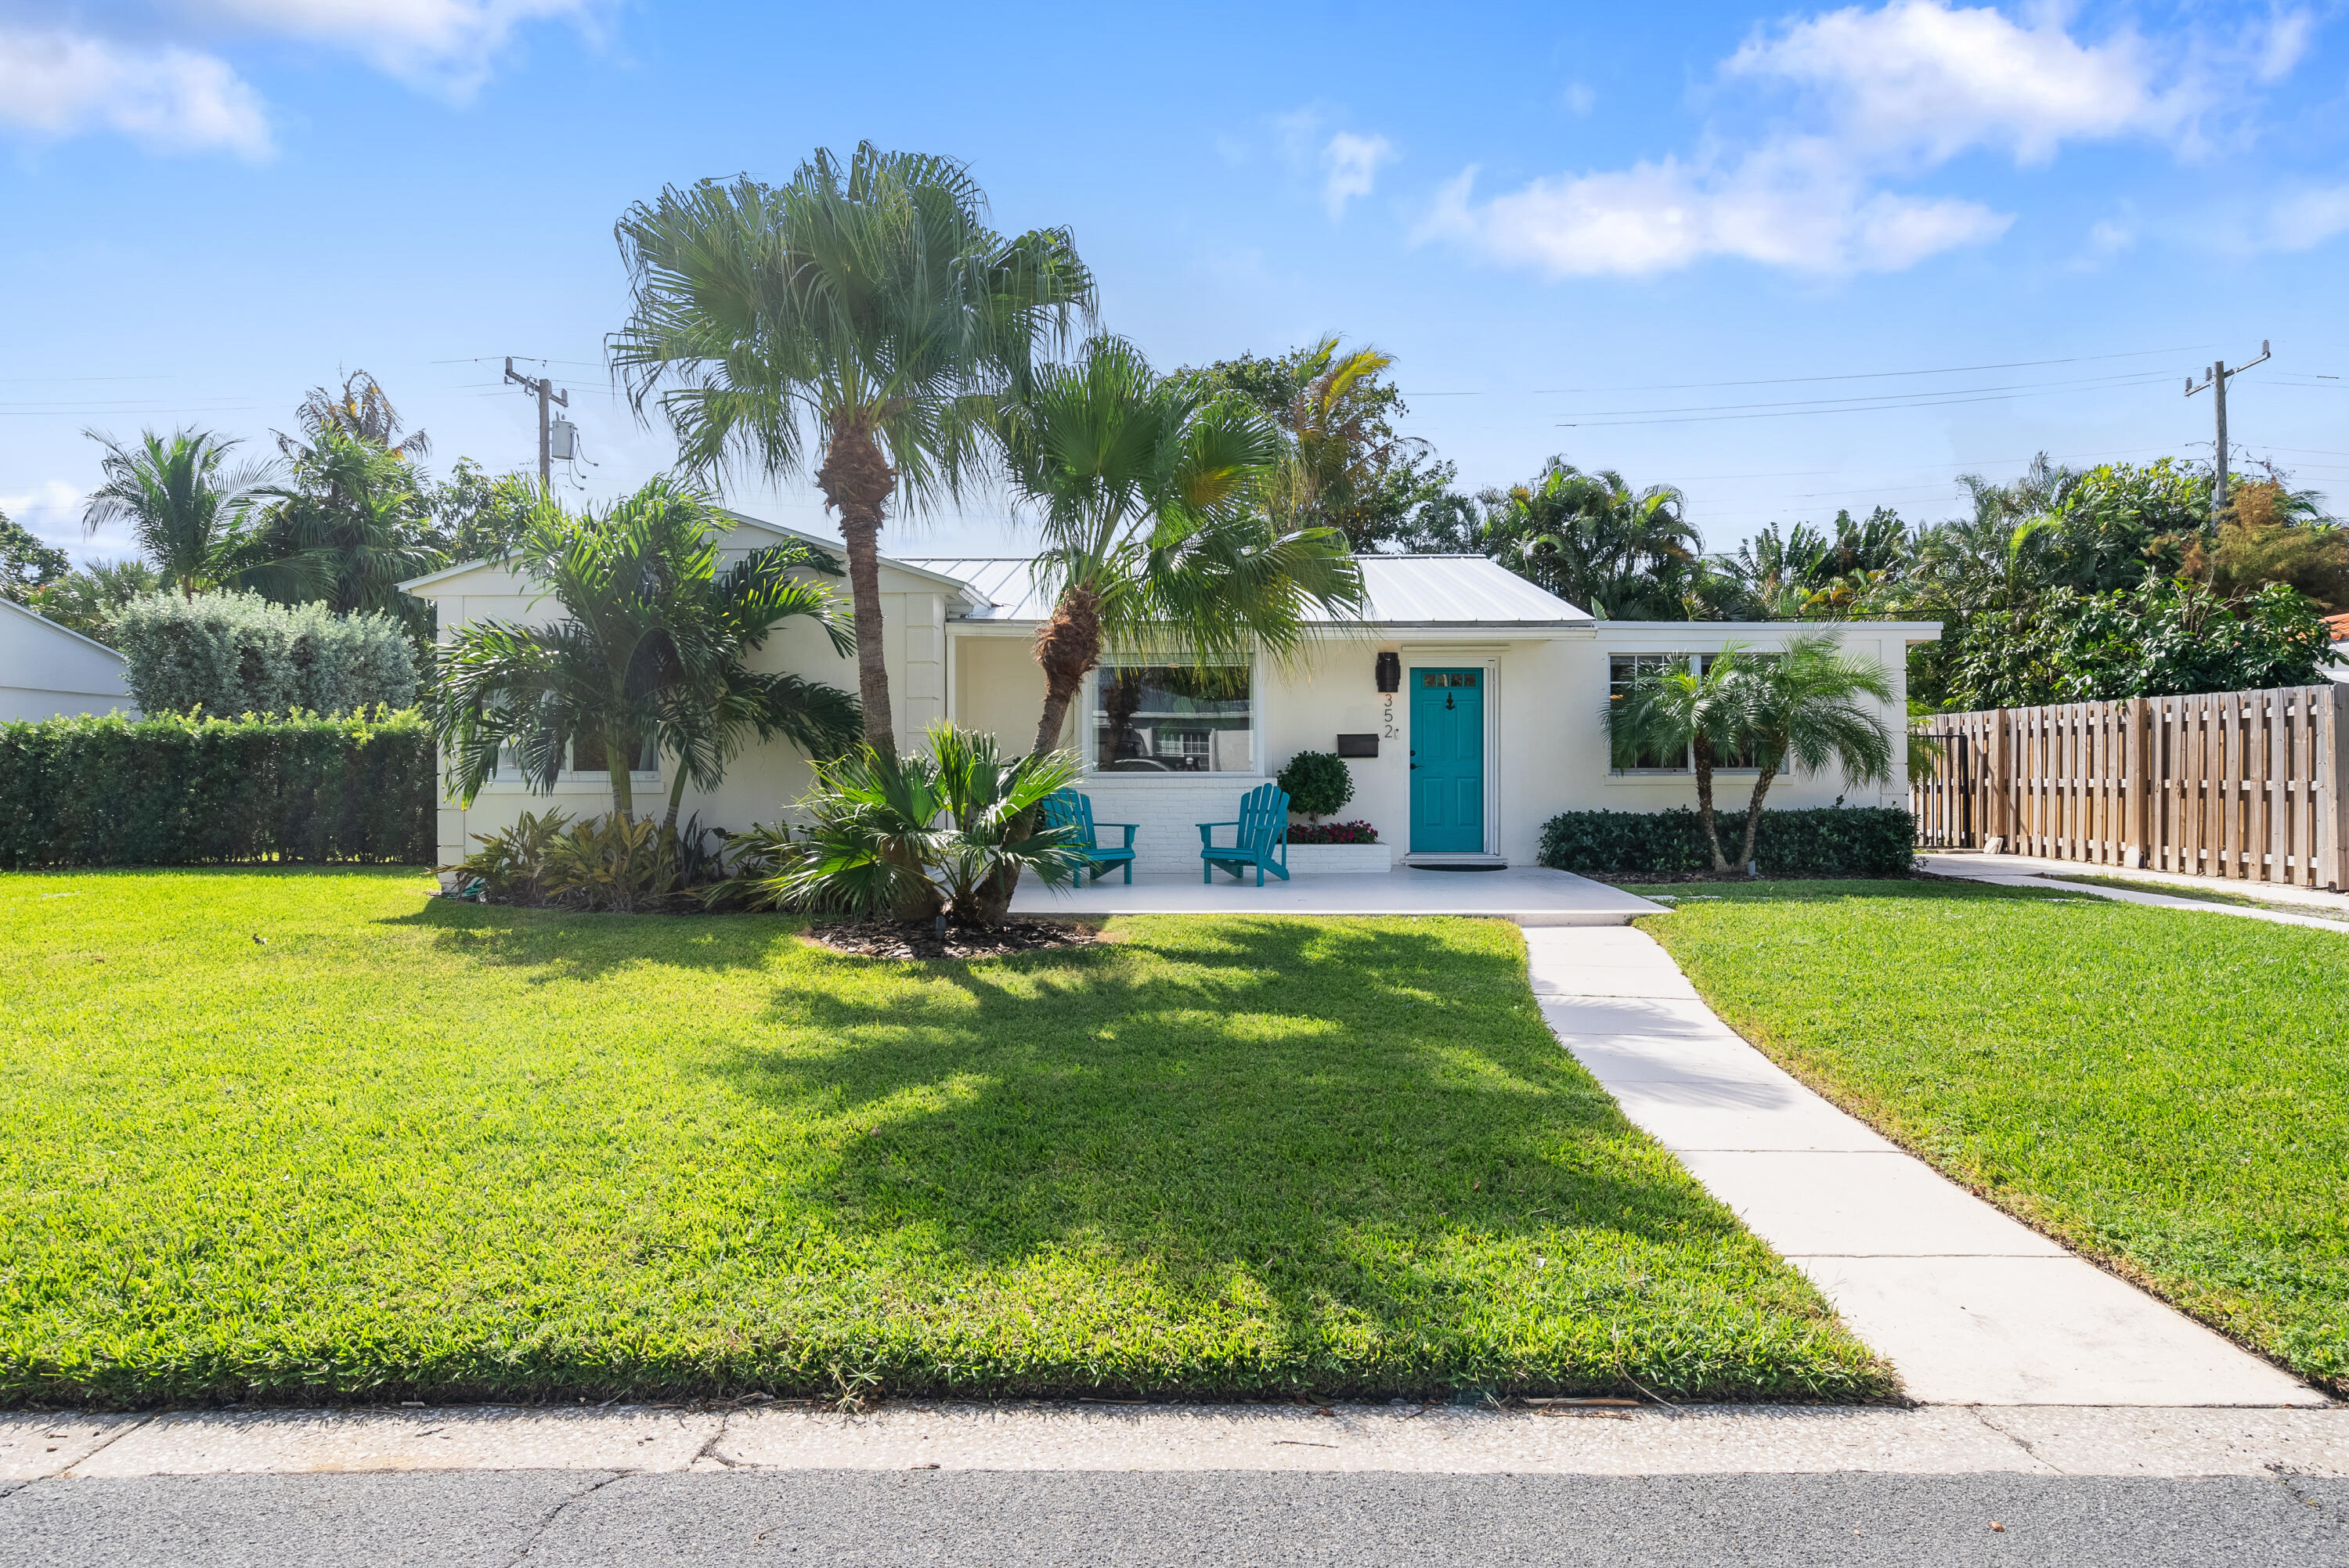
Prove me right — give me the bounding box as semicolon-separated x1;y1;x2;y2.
6;1;2347;567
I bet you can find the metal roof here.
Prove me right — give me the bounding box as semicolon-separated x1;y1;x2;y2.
901;554;1595;628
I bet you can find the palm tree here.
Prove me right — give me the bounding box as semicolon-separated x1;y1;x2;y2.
1001;335;1365;760
1602;651;1752;874
80;428;272;600
432;479;858;821
1481;460;1701;618
236;428;447;622
277;370;431;462
1724;634;1896;872
612;144;1095;755
756;723;1090;925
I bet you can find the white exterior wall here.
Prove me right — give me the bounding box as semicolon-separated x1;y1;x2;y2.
947;622;1929;874
0;600;138;723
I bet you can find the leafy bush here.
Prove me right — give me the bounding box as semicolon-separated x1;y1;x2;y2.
0;708;432;868
1944;579;2339;709
450;809;731;912
1287;819;1378;844
1276;750;1353;819
1538;806;1916;878
112;590;417;718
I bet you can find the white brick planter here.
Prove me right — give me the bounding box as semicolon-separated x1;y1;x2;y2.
1281;842;1393;874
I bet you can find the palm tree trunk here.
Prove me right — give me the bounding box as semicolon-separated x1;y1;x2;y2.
1030;583;1100;759
1736;766;1778;874
662;761;688;838
1692;736;1731;874
818;412;898;757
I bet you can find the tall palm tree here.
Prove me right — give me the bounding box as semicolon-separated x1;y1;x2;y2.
612;144;1095;755
236;428;447;622
1482;460;1701;618
79;428;272;600
1001;335;1364;760
278;370;431;463
432;479;858;821
1725;634;1895;872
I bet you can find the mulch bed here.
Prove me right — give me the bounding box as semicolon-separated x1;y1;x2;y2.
803;917;1105;961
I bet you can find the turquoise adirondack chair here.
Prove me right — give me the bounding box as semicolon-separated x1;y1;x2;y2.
1197;783;1290;885
1040;789;1138;885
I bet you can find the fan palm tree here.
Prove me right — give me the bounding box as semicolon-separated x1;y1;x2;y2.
432;479;858;821
1482;460;1700;618
756;723;1089;925
79;427;272;600
1602;651;1752;874
1725;634;1895;872
612;144;1095;755
1002;335;1365;759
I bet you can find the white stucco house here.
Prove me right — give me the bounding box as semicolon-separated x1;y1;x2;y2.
400;514;1939;874
0;598;138;723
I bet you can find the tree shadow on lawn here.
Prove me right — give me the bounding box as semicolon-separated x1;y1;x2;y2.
695;916;1856;1393
386;897;812;983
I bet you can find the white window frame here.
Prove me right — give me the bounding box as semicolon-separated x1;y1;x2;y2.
1081;649;1266;779
1605;652;1763;777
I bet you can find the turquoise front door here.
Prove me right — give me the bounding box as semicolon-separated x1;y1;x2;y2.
1409;667;1485;853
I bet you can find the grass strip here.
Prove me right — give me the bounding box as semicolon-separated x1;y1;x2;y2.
1;869;1887;1407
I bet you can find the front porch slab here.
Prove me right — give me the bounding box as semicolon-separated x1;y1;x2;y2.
1009;866;1668;924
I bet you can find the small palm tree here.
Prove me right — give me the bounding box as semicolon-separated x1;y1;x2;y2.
1603;652;1752;874
432;479;858;820
1725;634;1896;871
612;145;1095;755
757;723;1088;925
1002;335;1365;759
80;428;272;600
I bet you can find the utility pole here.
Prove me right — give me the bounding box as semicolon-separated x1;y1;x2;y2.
2185;339;2271;518
503;357;569;488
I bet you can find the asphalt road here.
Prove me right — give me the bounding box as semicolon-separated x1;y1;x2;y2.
2;1469;2344;1566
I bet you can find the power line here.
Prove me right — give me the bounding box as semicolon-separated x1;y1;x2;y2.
1397;344;2211;399
1556;369;2176;422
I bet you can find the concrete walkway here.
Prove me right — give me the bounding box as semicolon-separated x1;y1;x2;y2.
1522;925;2324;1408
8;1402;2348;1480
1010;865;1665;925
1921;851;2349;932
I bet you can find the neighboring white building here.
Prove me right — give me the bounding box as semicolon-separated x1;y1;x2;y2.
401;516;1941;873
0;598;138;723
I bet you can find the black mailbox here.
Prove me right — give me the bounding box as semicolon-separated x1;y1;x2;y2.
1337;734;1379;758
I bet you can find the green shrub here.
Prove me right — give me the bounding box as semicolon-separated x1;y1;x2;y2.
1276;750;1353;819
1538;806;1916;878
112;590;417;718
0;709;434;868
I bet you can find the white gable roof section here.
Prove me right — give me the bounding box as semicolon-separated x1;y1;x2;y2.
904;553;1596;631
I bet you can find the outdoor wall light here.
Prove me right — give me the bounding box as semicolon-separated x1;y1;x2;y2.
1375;651;1401;693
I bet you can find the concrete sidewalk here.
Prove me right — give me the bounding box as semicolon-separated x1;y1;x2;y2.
1522;925;2325;1408
7;1403;2348;1481
1921;851;2349;931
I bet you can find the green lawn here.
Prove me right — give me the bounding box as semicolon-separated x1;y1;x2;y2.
2043;870;2349;922
0;870;1885;1407
1628;879;2349;1391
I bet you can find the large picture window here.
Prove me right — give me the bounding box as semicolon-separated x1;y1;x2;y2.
1091;662;1254;773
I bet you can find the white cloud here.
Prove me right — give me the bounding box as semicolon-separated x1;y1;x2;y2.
1726;1;2185;165
2268;186;2349;251
1418;1;2318;279
1320;131;1393;218
0;27;271;157
1420;139;2008;277
191;1;598;92
2;481;90;545
1561;81;1596;117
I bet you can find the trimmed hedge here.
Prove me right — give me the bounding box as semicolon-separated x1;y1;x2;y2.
1537;806;1918;879
0;709;435;869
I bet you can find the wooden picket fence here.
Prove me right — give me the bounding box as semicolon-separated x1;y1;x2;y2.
1911;684;2349;889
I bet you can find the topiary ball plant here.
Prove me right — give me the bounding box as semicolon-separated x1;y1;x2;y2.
1277;749;1353;821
